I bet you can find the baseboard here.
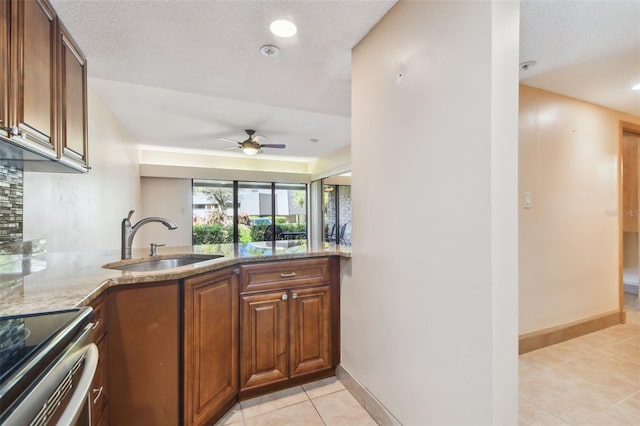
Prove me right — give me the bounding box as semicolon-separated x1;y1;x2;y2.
336;364;402;426
519;309;624;354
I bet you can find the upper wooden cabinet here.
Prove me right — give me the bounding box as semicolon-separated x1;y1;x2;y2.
0;1;9;132
1;0;89;172
9;0;57;155
57;20;88;170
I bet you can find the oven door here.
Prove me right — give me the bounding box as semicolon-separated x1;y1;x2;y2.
1;322;98;426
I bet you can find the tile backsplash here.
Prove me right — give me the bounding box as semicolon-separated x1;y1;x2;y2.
0;165;23;252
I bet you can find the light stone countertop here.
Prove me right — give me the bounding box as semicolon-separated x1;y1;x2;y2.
0;242;351;316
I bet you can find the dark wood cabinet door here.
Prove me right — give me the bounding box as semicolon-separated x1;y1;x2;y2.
184;268;239;426
240;290;289;390
10;0;57;156
289;285;332;377
107;281;180;426
57;20;88;169
0;1;8;133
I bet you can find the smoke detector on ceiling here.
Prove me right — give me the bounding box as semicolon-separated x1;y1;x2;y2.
519;61;537;71
260;45;280;58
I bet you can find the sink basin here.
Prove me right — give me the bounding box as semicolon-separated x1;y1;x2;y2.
106;254;223;272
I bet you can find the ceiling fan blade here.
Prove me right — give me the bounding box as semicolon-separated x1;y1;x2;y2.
260;144;286;149
217;137;241;144
254;134;268;142
223;146;241;150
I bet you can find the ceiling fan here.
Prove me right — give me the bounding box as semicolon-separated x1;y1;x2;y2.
218;129;286;156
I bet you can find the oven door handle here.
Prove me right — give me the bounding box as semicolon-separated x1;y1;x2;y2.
55;343;99;426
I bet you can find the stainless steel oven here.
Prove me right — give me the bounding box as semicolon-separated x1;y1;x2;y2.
0;307;97;425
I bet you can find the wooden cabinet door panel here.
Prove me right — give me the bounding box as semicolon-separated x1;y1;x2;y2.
240;291;289;389
58;20;87;168
0;0;8;132
107;281;180;426
184;269;238;426
11;0;57;154
289;286;332;377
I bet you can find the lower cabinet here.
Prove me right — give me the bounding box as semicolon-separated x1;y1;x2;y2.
107;280;181;426
239;257;339;399
102;257;340;425
183;267;239;425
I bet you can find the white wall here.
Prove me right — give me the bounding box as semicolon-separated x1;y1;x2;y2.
519;85;640;333
136;177;193;249
348;1;518;424
23;88;140;252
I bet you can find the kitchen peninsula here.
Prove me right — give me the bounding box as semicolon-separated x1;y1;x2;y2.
1;242;350;425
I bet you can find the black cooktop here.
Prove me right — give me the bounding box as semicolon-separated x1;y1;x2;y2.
0;308;93;414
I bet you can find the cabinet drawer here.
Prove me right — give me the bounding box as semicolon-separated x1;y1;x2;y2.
240;258;332;293
90;293;106;341
91;336;108;425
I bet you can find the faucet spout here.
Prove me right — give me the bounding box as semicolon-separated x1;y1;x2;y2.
121;210;178;259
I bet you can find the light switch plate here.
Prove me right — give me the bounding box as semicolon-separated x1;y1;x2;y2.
523;192;532;209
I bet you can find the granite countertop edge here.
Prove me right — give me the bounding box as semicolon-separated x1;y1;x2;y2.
1;244;351;316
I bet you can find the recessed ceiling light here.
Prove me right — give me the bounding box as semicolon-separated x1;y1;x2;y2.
519;61;537;71
633;83;640;91
270;19;297;38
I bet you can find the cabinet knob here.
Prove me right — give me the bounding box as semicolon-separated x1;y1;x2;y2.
280;272;297;278
292;292;298;299
281;293;288;301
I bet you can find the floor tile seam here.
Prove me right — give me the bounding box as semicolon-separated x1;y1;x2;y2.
305;387;346;401
599;348;640;369
521;398;570;425
243;400;319;423
306;398;329;426
613;399;640;420
240;394;310;420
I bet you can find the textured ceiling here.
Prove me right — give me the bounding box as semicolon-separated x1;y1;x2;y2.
50;0;396;161
520;0;640;117
49;1;640;163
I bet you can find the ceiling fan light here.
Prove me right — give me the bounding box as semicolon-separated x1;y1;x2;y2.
242;147;259;156
633;83;640;91
270;19;297;38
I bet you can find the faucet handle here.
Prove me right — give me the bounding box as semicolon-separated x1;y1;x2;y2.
150;243;165;256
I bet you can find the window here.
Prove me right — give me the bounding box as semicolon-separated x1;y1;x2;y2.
192;180;307;245
322;183;351;245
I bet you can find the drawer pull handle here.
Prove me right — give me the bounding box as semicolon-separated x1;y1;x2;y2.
92;320;101;330
92;386;104;404
280;272;297;278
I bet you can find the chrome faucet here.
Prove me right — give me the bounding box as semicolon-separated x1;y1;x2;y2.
121;210;177;260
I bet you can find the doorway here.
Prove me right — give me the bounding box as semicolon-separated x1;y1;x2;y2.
620;123;640;317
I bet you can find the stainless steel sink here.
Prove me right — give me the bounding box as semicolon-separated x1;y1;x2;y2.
106;254;224;272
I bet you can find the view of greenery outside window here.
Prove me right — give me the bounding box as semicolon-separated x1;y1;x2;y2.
192;180;307;245
193;180;234;244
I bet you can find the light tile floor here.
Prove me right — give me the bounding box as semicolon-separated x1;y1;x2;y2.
218;295;640;426
519;293;640;425
216;377;377;426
